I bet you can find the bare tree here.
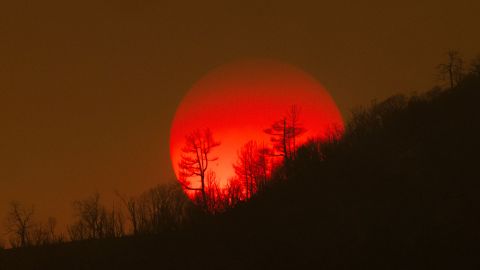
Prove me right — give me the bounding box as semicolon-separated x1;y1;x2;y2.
5;201;35;248
129;183;192;234
68;220;87;241
71;193;103;240
438;50;465;88
159;183;192;229
264;105;307;162
30;217;59;246
233;140;273;200
46;217;57;241
116;191;139;235
104;202;125;238
256;144;271;191
287;105;307;158
224;177;244;208
204;171;223;213
264;117;289;160
69;193;125;240
233;141;262;199
178;128;220;209
471;55;480;76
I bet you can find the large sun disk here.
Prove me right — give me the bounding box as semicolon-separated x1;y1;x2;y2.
170;60;344;190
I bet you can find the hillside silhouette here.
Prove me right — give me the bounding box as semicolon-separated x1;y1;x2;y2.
1;72;480;269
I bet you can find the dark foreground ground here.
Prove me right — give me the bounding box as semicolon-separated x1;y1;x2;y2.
1;75;480;269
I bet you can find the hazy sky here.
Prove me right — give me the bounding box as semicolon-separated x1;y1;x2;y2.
1;0;480;230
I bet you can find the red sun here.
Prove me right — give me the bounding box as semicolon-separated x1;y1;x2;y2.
170;60;344;192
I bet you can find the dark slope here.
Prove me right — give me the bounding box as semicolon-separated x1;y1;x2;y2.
216;75;480;269
217;75;480;269
1;76;480;269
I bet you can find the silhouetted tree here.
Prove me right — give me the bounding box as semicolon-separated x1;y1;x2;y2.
438;50;465;88
256;144;271;191
104;202;125;238
233;140;270;199
30;217;62;246
116;191;139;235
264;105;307;162
264;117;289;160
118;183;193;235
204;171;224;213
70;193;103;240
178;128;220;209
287;105;307;158
471;55;480;77
137;183;191;233
4;202;35;248
224;177;244;208
67;219;87;241
234;140;256;199
68;193;124;240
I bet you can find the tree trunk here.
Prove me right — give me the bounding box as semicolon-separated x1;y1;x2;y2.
200;174;207;210
283;118;288;161
449;66;454;89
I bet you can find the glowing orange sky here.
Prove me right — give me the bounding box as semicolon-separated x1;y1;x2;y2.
170;60;344;187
